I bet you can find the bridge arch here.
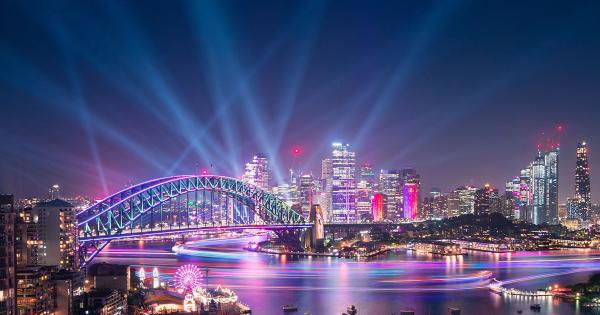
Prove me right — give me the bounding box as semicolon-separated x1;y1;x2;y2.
77;175;307;266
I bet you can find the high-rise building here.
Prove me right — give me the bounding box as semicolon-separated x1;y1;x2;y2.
531;152;547;224
16;267;54;315
32;199;78;271
371;193;385;222
0;194;16;315
545;147;559;224
447;186;476;217
403;182;419;220
474;184;499;216
422;189;447;219
379;170;402;221
242;153;270;190
359;162;376;189
514;145;560;224
402;168;421;219
320;158;333;220
356;180;373;220
298;174;314;218
330;143;356;222
574;141;592;222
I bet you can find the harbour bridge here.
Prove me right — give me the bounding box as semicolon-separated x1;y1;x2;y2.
76;175;312;266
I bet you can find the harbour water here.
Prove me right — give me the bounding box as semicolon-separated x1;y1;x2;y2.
96;235;600;315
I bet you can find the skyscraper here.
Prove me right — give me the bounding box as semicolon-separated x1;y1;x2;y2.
298;174;314;218
379;170;402;221
574;141;592;222
545;147;559;224
447;186;476;217
402;168;421;219
359;162;376;188
516;145;560;225
531;152;547;225
403;183;419;219
242;153;270;190
474;184;499;216
330;143;357;222
32;199;78;271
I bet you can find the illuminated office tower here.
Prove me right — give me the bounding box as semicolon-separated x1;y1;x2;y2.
320;158;333;220
379;170;402;221
518;166;533;221
422;189;447;219
298;174;315;218
474;184;499;216
544;147;559;224
32;199;78;271
531;152;547;225
360;162;376;188
448;186;476;216
402;168;421;219
371;193;385;221
242;153;270;190
505;178;520;219
356;180;373;220
330;143;356;222
403;183;419;219
574;141;592;222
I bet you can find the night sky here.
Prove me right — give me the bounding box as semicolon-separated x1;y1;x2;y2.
1;0;599;201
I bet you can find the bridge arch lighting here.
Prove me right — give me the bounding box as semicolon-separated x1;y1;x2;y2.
76;175;307;266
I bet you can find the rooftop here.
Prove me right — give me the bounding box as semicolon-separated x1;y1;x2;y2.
35;199;73;208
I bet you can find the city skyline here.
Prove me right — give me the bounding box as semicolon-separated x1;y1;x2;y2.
1;1;600;202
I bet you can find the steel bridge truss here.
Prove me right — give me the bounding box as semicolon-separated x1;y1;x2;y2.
76;175;306;266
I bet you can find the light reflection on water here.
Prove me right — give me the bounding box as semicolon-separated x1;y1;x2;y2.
96;236;600;315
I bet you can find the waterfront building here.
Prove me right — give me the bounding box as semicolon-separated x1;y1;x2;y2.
0;195;16;315
31;199;78;271
379;170;402;221
573;141;592;223
242;153;270;190
474;184;500;216
330;143;356;222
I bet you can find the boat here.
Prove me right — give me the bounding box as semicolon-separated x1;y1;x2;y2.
283;305;298;312
530;304;541;311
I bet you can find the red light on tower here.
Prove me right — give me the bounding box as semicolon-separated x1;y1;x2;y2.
291;146;302;156
555;123;565;133
200;169;209;175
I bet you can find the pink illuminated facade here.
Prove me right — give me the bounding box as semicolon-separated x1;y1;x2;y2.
372;193;385;221
403;183;418;219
